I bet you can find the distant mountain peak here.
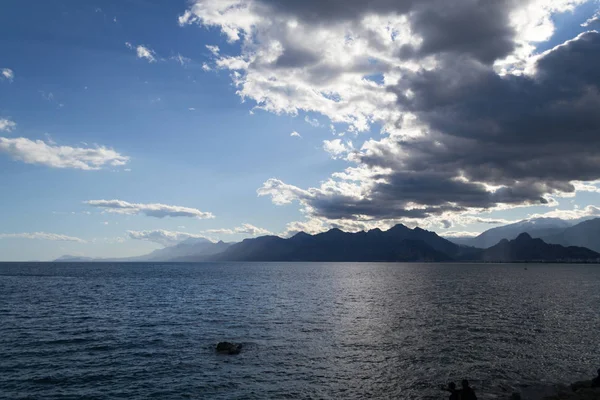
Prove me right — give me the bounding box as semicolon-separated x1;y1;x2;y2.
386;223;410;233
515;232;533;241
179;237;212;246
292;231;311;238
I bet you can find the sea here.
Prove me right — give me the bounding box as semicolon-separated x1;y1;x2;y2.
0;262;599;400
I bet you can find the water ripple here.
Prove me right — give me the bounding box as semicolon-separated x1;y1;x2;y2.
0;262;599;399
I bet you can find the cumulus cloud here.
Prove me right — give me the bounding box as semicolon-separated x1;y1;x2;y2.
127;229;212;247
0;232;85;242
323;139;353;159
125;42;157;63
0;118;16;132
85;199;214;219
290;131;302;138
0;137;129;170
204;223;271;236
1;68;14;82
181;0;600;226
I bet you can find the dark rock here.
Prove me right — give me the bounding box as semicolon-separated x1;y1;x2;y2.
542;388;600;399
571;380;592;392
216;342;242;355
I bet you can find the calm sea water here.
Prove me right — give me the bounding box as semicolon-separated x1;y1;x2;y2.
0;262;599;399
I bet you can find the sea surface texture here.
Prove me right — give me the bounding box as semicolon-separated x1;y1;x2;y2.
0;262;599;399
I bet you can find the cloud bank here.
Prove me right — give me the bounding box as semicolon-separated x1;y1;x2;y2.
181;0;600;228
205;223;271;236
0;137;129;170
85;199;215;219
0;232;85;242
127;230;212;247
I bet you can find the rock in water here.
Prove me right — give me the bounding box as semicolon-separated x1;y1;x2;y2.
216;342;242;355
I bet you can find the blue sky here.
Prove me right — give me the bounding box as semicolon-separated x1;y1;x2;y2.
1;0;600;261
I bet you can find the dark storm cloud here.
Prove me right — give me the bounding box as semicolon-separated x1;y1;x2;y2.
258;0;519;63
285;32;600;221
305;170;551;221
390;31;600;183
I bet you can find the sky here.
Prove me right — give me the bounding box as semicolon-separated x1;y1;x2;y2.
1;0;600;261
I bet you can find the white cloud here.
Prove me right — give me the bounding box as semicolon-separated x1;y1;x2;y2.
126;42;157;63
527;205;600;220
205;223;271;236
322;139;353;159
215;56;249;70
171;53;191;65
290;131;302;138
304;116;321;127
206;45;220;55
127;229;213;247
0;118;16;132
257;178;312;206
0;137;129;170
202;63;212;71
85;199;214;219
1;68;14;82
0;232;85;242
442;231;479;238
188;107;196;111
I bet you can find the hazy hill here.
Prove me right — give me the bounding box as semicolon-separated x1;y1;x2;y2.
447;218;575;248
541;218;600;252
55;238;232;262
142;238;231;261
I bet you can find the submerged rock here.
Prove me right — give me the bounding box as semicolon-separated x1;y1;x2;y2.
216;342;242;355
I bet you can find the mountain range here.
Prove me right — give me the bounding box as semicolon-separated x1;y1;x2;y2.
56;218;600;263
462;233;600;262
447;217;600;252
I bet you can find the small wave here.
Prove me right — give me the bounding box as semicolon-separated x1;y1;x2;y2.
31;376;67;385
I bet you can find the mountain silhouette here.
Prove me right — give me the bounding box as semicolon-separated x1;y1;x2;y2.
204;224;465;262
56;222;600;263
447;218;574;248
472;233;600;262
